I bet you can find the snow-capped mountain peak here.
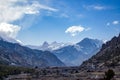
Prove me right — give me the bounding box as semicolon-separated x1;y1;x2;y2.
53;38;103;66
27;41;72;51
42;41;49;47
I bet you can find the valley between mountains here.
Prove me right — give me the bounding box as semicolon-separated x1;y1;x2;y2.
0;34;120;80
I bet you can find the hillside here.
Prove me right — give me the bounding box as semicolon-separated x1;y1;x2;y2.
80;34;120;70
0;38;65;67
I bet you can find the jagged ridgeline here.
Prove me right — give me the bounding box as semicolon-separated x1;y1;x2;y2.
80;34;120;70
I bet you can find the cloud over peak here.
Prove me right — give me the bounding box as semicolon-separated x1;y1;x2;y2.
0;22;21;38
0;22;22;44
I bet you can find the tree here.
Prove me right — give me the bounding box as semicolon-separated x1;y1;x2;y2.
104;69;115;80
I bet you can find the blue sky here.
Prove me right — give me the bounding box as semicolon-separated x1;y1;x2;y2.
0;0;120;45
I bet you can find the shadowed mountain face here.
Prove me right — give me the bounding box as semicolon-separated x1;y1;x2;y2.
53;38;103;66
80;34;120;69
0;38;65;67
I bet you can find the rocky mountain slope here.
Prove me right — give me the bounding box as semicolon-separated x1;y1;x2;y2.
80;34;120;70
53;38;103;66
0;37;65;67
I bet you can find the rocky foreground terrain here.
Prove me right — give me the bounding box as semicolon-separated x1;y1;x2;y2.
4;66;120;80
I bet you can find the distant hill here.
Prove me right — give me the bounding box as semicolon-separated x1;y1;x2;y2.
0;37;65;67
80;34;120;70
53;38;103;66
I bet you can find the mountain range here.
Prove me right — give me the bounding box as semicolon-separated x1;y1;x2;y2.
27;41;71;51
80;34;120;70
27;38;103;66
0;37;65;67
53;38;103;66
0;36;103;67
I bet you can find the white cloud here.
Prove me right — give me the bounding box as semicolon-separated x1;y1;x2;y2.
112;21;119;25
0;0;57;44
84;5;106;10
0;22;22;43
0;22;21;38
106;21;119;26
0;0;57;23
93;6;105;10
65;26;85;36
